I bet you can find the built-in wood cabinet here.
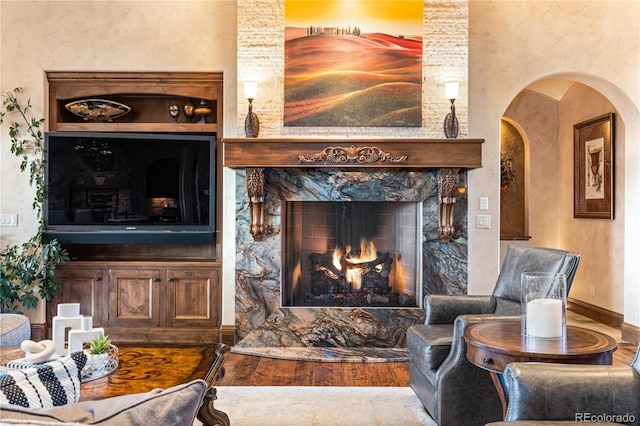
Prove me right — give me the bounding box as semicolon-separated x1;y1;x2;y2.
49;261;222;344
48;266;106;326
45;72;225;344
107;268;162;329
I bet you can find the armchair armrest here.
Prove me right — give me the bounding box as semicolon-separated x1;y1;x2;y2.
198;343;231;426
503;362;640;423
424;294;497;324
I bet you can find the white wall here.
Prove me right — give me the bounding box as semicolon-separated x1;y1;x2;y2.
504;84;625;315
503;90;560;249
559;83;624;313
469;0;640;327
0;0;238;322
1;0;639;330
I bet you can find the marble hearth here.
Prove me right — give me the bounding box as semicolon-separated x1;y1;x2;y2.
223;138;483;360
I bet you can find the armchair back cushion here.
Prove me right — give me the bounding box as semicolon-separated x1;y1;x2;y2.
503;362;640;425
492;245;580;314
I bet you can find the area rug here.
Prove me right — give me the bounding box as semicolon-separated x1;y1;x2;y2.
198;386;436;426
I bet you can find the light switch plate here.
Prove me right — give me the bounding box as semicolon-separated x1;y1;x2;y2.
0;214;18;227
477;215;491;228
480;197;489;210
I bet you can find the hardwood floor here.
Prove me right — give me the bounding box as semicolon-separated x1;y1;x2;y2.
216;341;637;387
216;353;410;386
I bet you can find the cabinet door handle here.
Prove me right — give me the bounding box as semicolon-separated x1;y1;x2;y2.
152;278;160;282
483;357;493;365
95;277;102;282
167;278;174;282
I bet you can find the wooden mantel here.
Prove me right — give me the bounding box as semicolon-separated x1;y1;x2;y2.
222;138;483;169
221;137;484;242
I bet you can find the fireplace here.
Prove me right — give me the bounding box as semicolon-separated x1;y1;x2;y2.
283;201;421;308
223;137;483;351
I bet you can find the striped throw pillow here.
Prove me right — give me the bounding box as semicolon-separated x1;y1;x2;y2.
0;351;87;408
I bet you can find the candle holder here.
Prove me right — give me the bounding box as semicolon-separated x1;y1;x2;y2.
521;272;567;339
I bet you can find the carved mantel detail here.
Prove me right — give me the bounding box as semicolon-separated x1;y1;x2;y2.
439;168;461;243
298;145;408;165
246;168;265;241
222;138;483;242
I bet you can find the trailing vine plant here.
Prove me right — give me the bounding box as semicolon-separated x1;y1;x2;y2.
0;87;69;313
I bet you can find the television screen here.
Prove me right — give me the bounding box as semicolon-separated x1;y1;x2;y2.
44;132;216;244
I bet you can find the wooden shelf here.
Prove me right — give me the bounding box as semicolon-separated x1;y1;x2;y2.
222;137;484;169
47;71;223;133
55;122;219;133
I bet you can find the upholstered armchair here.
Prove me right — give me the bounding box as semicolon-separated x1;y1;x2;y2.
490;348;640;425
406;245;581;426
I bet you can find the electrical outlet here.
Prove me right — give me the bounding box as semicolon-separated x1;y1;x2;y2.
0;214;17;227
476;215;491;228
480;197;489;210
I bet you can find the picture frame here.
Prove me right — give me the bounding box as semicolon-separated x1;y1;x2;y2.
573;113;614;219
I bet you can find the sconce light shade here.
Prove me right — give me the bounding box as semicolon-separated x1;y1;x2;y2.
444;81;459;139
444;81;459;100
244;81;258;100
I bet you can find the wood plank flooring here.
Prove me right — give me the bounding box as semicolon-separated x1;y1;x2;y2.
216;354;410;386
216;342;637;387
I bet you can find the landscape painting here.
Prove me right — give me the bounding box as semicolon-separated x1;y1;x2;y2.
284;0;423;127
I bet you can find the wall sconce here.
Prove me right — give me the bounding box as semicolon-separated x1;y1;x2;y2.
244;81;260;138
500;152;516;193
444;81;459;139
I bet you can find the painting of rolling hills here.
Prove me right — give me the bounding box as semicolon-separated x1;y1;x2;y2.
284;1;423;127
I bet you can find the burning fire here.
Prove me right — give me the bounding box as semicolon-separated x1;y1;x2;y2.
332;240;388;290
393;255;409;295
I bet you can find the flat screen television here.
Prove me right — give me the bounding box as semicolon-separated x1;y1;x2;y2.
44;132;216;244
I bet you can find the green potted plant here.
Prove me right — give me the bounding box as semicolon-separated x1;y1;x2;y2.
83;333;118;380
87;334;112;361
0;88;69;313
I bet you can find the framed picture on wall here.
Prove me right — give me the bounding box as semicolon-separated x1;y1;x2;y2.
573;113;614;219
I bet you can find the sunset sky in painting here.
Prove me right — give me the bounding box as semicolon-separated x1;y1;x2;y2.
285;0;422;36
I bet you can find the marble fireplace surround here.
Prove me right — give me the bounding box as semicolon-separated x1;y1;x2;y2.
223;138;483;361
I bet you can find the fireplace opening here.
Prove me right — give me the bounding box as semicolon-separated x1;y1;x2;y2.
282;201;421;308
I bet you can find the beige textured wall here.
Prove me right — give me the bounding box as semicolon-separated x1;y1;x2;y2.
503;89;560;247
0;0;238;322
503;84;625;314
1;1;639;328
469;1;639;326
498;120;526;239
558;83;624;313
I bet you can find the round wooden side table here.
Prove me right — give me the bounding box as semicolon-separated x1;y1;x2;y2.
464;320;618;418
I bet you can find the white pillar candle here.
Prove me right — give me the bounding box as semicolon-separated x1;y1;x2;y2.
526;298;563;338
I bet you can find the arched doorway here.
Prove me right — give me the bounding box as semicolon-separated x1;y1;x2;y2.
500;76;639;341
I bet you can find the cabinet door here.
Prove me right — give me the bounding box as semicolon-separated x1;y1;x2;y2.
50;267;105;326
107;269;161;327
166;267;220;328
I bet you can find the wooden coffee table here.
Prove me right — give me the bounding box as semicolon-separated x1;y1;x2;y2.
464;320;618;418
1;343;230;426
